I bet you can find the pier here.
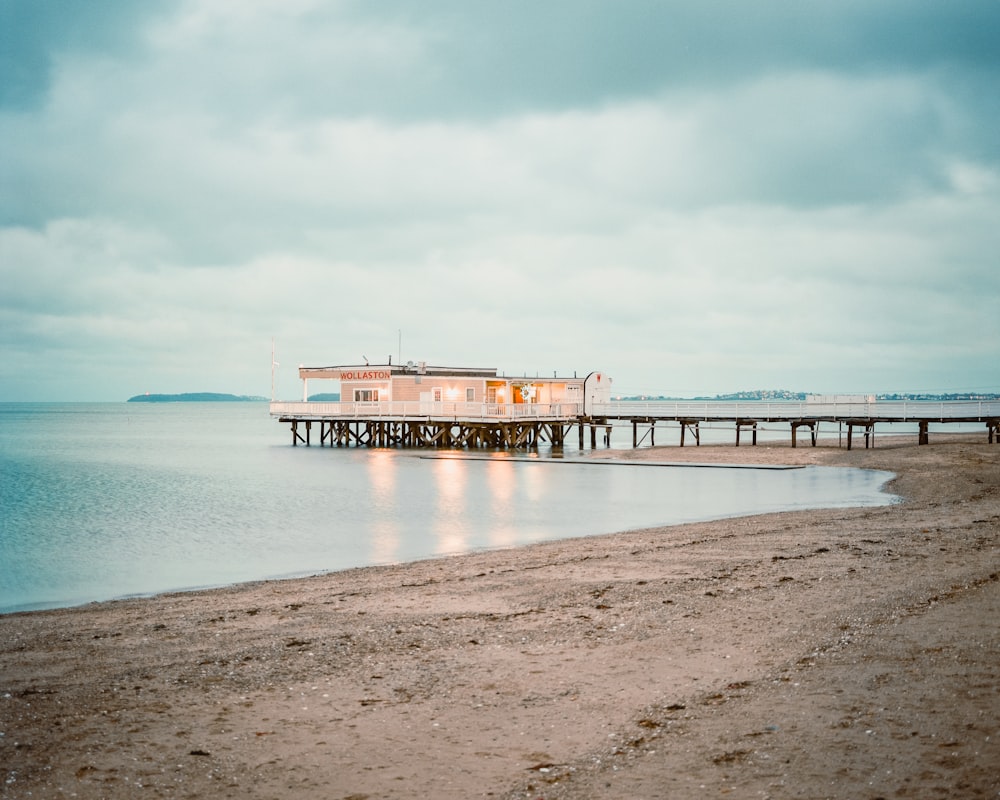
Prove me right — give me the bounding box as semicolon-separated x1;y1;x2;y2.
270;399;1000;451
595;400;1000;450
270;403;580;449
270;360;998;450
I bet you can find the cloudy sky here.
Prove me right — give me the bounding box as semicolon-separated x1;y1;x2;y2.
2;1;998;401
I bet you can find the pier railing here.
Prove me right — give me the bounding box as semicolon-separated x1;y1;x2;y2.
270;401;584;421
272;399;1000;423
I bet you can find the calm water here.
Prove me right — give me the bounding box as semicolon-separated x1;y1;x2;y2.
0;403;896;614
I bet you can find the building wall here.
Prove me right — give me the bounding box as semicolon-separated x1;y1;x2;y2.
586;372;612;404
340;379;392;401
336;375;589;404
392;376;486;403
300;366;605;406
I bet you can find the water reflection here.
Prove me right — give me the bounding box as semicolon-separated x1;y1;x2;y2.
433;456;468;555
485;458;519;548
522;460;550;505
365;450;400;564
0;402;899;613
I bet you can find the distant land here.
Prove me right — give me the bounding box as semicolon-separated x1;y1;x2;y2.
127;393;267;403
127;390;999;403
618;390;1000;402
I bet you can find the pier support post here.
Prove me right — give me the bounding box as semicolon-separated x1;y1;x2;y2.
632;419;656;448
288;420;311;446
679;420;700;447
790;421;817;448
918;420;929;445
846;422;875;451
989;420;999;444
736;420;757;447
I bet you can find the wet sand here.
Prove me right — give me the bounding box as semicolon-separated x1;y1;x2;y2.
1;436;998;799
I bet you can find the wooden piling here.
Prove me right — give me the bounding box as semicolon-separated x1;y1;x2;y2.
735;420;757;447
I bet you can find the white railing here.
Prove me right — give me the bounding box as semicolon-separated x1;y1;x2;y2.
270;401;584;420
591;400;1000;421
271;399;1000;423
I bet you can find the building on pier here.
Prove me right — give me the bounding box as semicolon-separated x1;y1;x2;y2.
297;362;611;412
270;362;614;449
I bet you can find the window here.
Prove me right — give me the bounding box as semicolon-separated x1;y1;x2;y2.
354;388;380;402
466;387;475;402
432;387;442;402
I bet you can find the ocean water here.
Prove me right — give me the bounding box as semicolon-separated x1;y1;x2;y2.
0;402;896;614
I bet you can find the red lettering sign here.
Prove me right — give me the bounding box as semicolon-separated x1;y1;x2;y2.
339;370;390;381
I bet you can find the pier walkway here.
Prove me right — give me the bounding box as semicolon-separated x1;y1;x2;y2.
594;400;1000;449
269;399;1000;450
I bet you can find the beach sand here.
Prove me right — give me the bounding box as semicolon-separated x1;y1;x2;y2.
1;436;998;799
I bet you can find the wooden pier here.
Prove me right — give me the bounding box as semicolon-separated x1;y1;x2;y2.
285;417;576;449
271;400;1000;451
606;400;1000;451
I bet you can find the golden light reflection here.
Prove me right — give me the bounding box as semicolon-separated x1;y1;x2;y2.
522;462;549;505
433;457;467;554
486;459;515;512
365;451;399;563
485;459;518;547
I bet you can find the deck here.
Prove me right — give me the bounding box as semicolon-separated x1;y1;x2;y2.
269;400;1000;450
270;401;583;448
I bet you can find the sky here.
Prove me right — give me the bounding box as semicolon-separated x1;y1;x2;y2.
2;0;999;401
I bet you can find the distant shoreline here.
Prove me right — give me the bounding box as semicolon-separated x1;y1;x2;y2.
126;392;267;403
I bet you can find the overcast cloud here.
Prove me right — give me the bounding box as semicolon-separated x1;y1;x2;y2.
2;0;998;400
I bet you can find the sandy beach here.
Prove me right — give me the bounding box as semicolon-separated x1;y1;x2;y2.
2;436;998;799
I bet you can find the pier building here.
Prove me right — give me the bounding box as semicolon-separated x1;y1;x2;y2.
269;361;1000;451
271;362;612;449
296;362;610;410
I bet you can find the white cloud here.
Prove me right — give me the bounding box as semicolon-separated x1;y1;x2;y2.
2;1;999;400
